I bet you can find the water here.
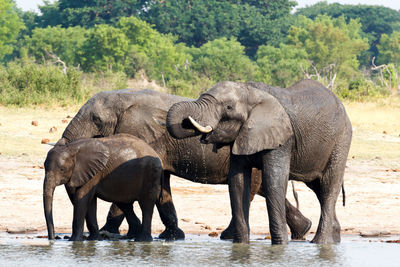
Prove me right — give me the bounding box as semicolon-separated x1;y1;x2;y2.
1;233;399;267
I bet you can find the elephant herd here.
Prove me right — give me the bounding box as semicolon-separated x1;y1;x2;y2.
43;79;352;245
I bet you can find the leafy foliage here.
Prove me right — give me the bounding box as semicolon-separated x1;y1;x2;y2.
256;44;309;87
296;2;400;66
118;16;191;82
0;59;85;105
189;37;258;82
80;24;130;72
37;0;142;28
0;0;25;60
24;26;86;66
287;15;369;88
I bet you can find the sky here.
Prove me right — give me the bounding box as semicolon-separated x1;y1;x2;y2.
14;0;400;13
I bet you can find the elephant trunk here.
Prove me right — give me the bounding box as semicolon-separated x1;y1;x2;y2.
166;98;216;139
43;175;56;240
62;113;95;143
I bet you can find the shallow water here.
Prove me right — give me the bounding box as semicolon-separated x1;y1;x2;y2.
0;233;399;267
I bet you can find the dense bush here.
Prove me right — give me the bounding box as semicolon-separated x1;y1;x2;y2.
0;60;127;106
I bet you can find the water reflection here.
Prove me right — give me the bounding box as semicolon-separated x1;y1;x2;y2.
0;235;399;266
264;244;286;262
70;241;97;258
317;244;339;263
230;243;251;264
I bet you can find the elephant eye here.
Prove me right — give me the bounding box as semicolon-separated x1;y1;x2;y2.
226;105;232;110
93;115;102;124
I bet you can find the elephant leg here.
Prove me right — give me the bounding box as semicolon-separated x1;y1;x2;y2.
156;172;185;240
135;199;155;242
70;188;96;241
308;144;348;244
221;168;260;240
261;142;291;245
285;199;312;240
221;200;312;241
228;155;252;244
99;203;125;234
86;197;100;240
116;203;141;239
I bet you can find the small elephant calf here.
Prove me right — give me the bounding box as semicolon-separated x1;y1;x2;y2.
43;133;163;241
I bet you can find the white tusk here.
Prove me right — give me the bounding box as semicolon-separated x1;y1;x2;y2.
188;116;213;133
46;142;56;146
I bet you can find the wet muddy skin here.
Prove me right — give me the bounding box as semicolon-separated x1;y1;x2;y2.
1;233;399;266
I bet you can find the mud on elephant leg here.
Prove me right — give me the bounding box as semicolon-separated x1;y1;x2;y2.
157;173;185;240
100;203;125;234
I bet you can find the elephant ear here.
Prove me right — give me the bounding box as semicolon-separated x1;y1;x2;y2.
68;140;110;188
232;95;293;155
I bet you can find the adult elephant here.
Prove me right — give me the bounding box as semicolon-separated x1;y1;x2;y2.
166;80;352;244
61;89;311;240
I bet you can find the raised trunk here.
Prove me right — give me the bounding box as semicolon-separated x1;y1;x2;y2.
166;101;199;139
43;176;56;240
166;98;217;139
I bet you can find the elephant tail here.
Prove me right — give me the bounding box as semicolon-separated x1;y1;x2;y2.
342;183;346;207
291;180;299;209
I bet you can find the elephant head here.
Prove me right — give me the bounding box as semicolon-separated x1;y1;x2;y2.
62;89;176;147
43;139;109;239
62;89;137;143
166;81;293;155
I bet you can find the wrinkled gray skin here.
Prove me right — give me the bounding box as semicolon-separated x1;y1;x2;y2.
44;134;162;242
166;80;352;244
61;89;311;240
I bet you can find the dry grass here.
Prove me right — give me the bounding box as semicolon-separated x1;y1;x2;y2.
0;106;79;159
344;99;400;160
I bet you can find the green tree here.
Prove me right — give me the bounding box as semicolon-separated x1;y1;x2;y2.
376;31;400;92
144;0;296;55
377;32;400;67
296;2;400;66
36;0;296;56
80;24;129;72
256;44;309;87
37;0;142;28
288;15;369;89
189;37;258;82
118;16;191;82
24;26;86;67
0;0;25;61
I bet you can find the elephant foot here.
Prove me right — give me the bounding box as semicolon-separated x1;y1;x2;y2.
126;228;140;240
68;235;84;241
88;232;101;241
135;233;153;242
311;226;341;244
99;224;121;235
290;218;312;240
311;233;340;244
100;230;122;240
220;226;234;240
158;227;185;241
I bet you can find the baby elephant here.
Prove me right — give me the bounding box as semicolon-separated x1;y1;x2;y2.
43;133;162;241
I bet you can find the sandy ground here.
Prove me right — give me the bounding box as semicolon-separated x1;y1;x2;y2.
0;104;399;240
